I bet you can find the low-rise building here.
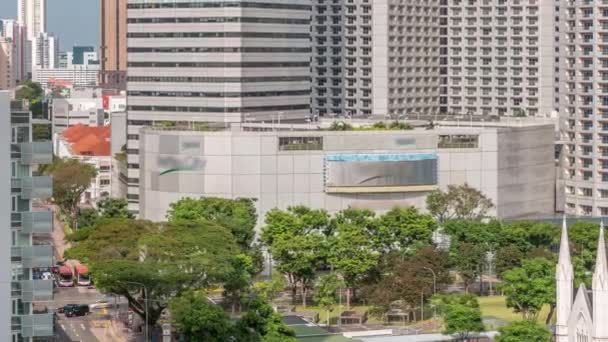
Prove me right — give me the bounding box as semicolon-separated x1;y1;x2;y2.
51;89;104;134
136;120;556;222
54;124;111;203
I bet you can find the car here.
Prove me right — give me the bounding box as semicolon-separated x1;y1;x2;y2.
64;304;89;317
89;302;114;310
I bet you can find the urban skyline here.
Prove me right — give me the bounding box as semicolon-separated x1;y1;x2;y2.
0;0;98;48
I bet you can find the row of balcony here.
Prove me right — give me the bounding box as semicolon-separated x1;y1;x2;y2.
11;211;53;234
12;314;54;338
11;177;52;200
11;245;53;269
12;280;53;302
11;142;52;165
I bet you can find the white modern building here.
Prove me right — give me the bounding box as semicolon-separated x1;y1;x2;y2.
136;120;556;222
32;65;99;89
31;31;57;70
51;89;104;133
17;0;46;41
54;124;112;203
126;0;313;213
561;2;608;217
312;0;442;118
440;0;560;118
2;94;55;341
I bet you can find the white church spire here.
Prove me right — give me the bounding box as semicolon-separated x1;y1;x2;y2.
593;221;608;340
556;215;573;342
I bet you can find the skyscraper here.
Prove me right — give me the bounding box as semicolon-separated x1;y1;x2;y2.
561;1;608;216
17;0;46;41
312;0;442;118
0;19;27;86
31;31;57;70
100;0;128;90
1;93;55;341
440;1;560;118
125;0;312;213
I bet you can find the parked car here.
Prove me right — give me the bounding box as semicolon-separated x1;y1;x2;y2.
64;304;90;317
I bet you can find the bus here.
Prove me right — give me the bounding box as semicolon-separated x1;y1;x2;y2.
57;266;74;287
74;264;91;286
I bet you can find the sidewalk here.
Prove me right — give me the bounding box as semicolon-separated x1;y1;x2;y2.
49;204;70;261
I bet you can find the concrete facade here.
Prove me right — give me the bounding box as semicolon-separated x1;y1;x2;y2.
51;94;104;134
100;0;128;90
312;0;442;117
440;0;560;118
126;0;313;213
137;122;555;223
6;98;55;341
561;2;608;217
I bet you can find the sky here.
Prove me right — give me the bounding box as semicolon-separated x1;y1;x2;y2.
0;0;99;50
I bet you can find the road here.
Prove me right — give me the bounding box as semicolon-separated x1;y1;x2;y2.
54;286;130;342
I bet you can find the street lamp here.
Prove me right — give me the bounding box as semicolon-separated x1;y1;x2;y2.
122;281;149;342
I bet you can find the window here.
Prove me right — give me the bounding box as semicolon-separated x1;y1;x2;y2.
278;137;323;151
438;135;479;148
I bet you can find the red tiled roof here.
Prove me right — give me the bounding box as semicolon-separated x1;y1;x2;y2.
61;124;111;156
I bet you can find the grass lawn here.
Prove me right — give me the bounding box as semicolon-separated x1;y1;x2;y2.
478;296;551;329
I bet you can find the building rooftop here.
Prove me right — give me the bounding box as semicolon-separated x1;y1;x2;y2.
61;124;111;156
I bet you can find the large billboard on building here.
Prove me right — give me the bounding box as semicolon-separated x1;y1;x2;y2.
325;153;438;193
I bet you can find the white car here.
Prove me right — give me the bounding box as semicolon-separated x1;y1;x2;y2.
41;272;53;280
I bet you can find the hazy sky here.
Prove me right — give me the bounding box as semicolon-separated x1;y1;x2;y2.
0;0;99;49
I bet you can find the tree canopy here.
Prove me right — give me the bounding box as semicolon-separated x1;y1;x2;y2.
499;258;555;323
43;158;97;227
67;218;239;326
426;184;494;222
495;320;551;342
167;197;257;249
433;294;484;340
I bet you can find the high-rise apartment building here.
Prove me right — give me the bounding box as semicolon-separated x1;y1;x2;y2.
125;0;312;213
0;39;13;90
561;2;608;216
31;31;57;70
100;0;128;90
0;19;27;86
1;93;55;341
17;0;46;41
312;0;442;117
440;0;560;118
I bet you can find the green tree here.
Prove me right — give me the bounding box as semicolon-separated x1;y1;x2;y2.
451;242;485;293
313;273;345;326
32;124;51;141
167;197;257;249
375;207;436;255
67;218;239;327
224;254;255;314
252;274;286;303
15;81;43;100
425;184;494;222
170;291;235;342
261;206;330;306
15;81;44;117
442;304;485;340
237;297;296;342
363;247;452;316
495;320;551;342
43;158;97;228
327;208;380;307
433;293;484;341
495;245;524;276
76;208;100;229
98;198;134;219
499;258;555;323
